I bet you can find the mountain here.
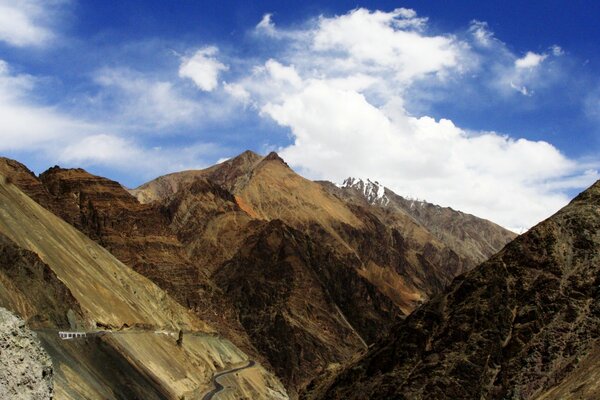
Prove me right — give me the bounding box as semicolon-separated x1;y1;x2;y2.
130;151;515;393
325;177;516;267
304;180;600;400
1;151;515;397
0;173;287;399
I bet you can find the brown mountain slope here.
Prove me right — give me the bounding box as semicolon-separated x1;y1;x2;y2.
160;173;399;393
0;174;287;399
129;150;514;395
304;180;600;400
320;177;516;269
214;219;398;390
133;151;489;312
0;158;265;366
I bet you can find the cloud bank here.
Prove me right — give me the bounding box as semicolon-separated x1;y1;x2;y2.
222;8;597;231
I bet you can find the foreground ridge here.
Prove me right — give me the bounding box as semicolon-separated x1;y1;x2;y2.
305;180;600;399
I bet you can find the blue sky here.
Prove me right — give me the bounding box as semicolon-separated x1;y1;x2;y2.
0;0;599;230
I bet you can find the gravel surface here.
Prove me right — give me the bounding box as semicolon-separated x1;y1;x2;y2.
0;307;53;400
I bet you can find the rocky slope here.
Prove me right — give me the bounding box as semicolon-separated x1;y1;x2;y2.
0;157;264;365
326;177;516;268
304;179;600;400
0;174;287;399
214;219;397;390
0;307;53;400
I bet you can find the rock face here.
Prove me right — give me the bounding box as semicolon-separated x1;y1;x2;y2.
305;180;600;400
0;307;53;400
214;220;397;390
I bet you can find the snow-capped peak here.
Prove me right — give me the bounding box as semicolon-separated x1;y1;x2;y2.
340;177;390;206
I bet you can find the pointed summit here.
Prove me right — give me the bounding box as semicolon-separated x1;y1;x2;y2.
341;177;389;206
262;151;286;163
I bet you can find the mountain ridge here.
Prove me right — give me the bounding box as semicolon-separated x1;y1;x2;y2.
304;179;600;399
0;151;516;397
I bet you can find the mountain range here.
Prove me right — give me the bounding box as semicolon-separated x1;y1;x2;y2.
2;150;594;399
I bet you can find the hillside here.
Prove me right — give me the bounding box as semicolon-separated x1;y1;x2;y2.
304;180;600;400
321;177;516;268
0;174;287;399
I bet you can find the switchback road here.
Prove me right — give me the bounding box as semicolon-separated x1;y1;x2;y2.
202;360;256;400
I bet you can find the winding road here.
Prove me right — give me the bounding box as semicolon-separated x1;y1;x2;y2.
202;360;256;400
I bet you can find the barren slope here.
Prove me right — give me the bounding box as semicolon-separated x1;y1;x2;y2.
305;180;600;400
0;174;287;400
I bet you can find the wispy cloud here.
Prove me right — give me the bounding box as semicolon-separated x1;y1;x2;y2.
0;0;67;47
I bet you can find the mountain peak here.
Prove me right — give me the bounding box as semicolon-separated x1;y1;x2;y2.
340;177;389;206
235;149;262;163
263;151;288;166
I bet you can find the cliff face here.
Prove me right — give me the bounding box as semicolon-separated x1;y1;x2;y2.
305;180;600;400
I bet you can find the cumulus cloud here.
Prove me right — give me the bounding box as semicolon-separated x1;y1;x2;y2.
0;0;65;47
226;8;597;230
179;46;228;91
515;51;548;69
310;8;463;83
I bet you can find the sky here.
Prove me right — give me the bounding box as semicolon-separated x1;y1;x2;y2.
0;1;599;231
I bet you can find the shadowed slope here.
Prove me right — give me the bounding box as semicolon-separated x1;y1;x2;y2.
305;180;600;400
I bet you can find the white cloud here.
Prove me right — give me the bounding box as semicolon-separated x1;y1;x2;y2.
223;82;251;104
0;59;98;152
179;46;228;91
58;133;221;181
225;8;597;230
515;51;547;69
266;79;589;231
256;13;277;36
0;0;65;47
311;8;463;83
94;67;204;128
469;20;494;47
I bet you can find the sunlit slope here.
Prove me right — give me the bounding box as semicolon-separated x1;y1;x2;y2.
0;175;288;400
0;175;203;331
